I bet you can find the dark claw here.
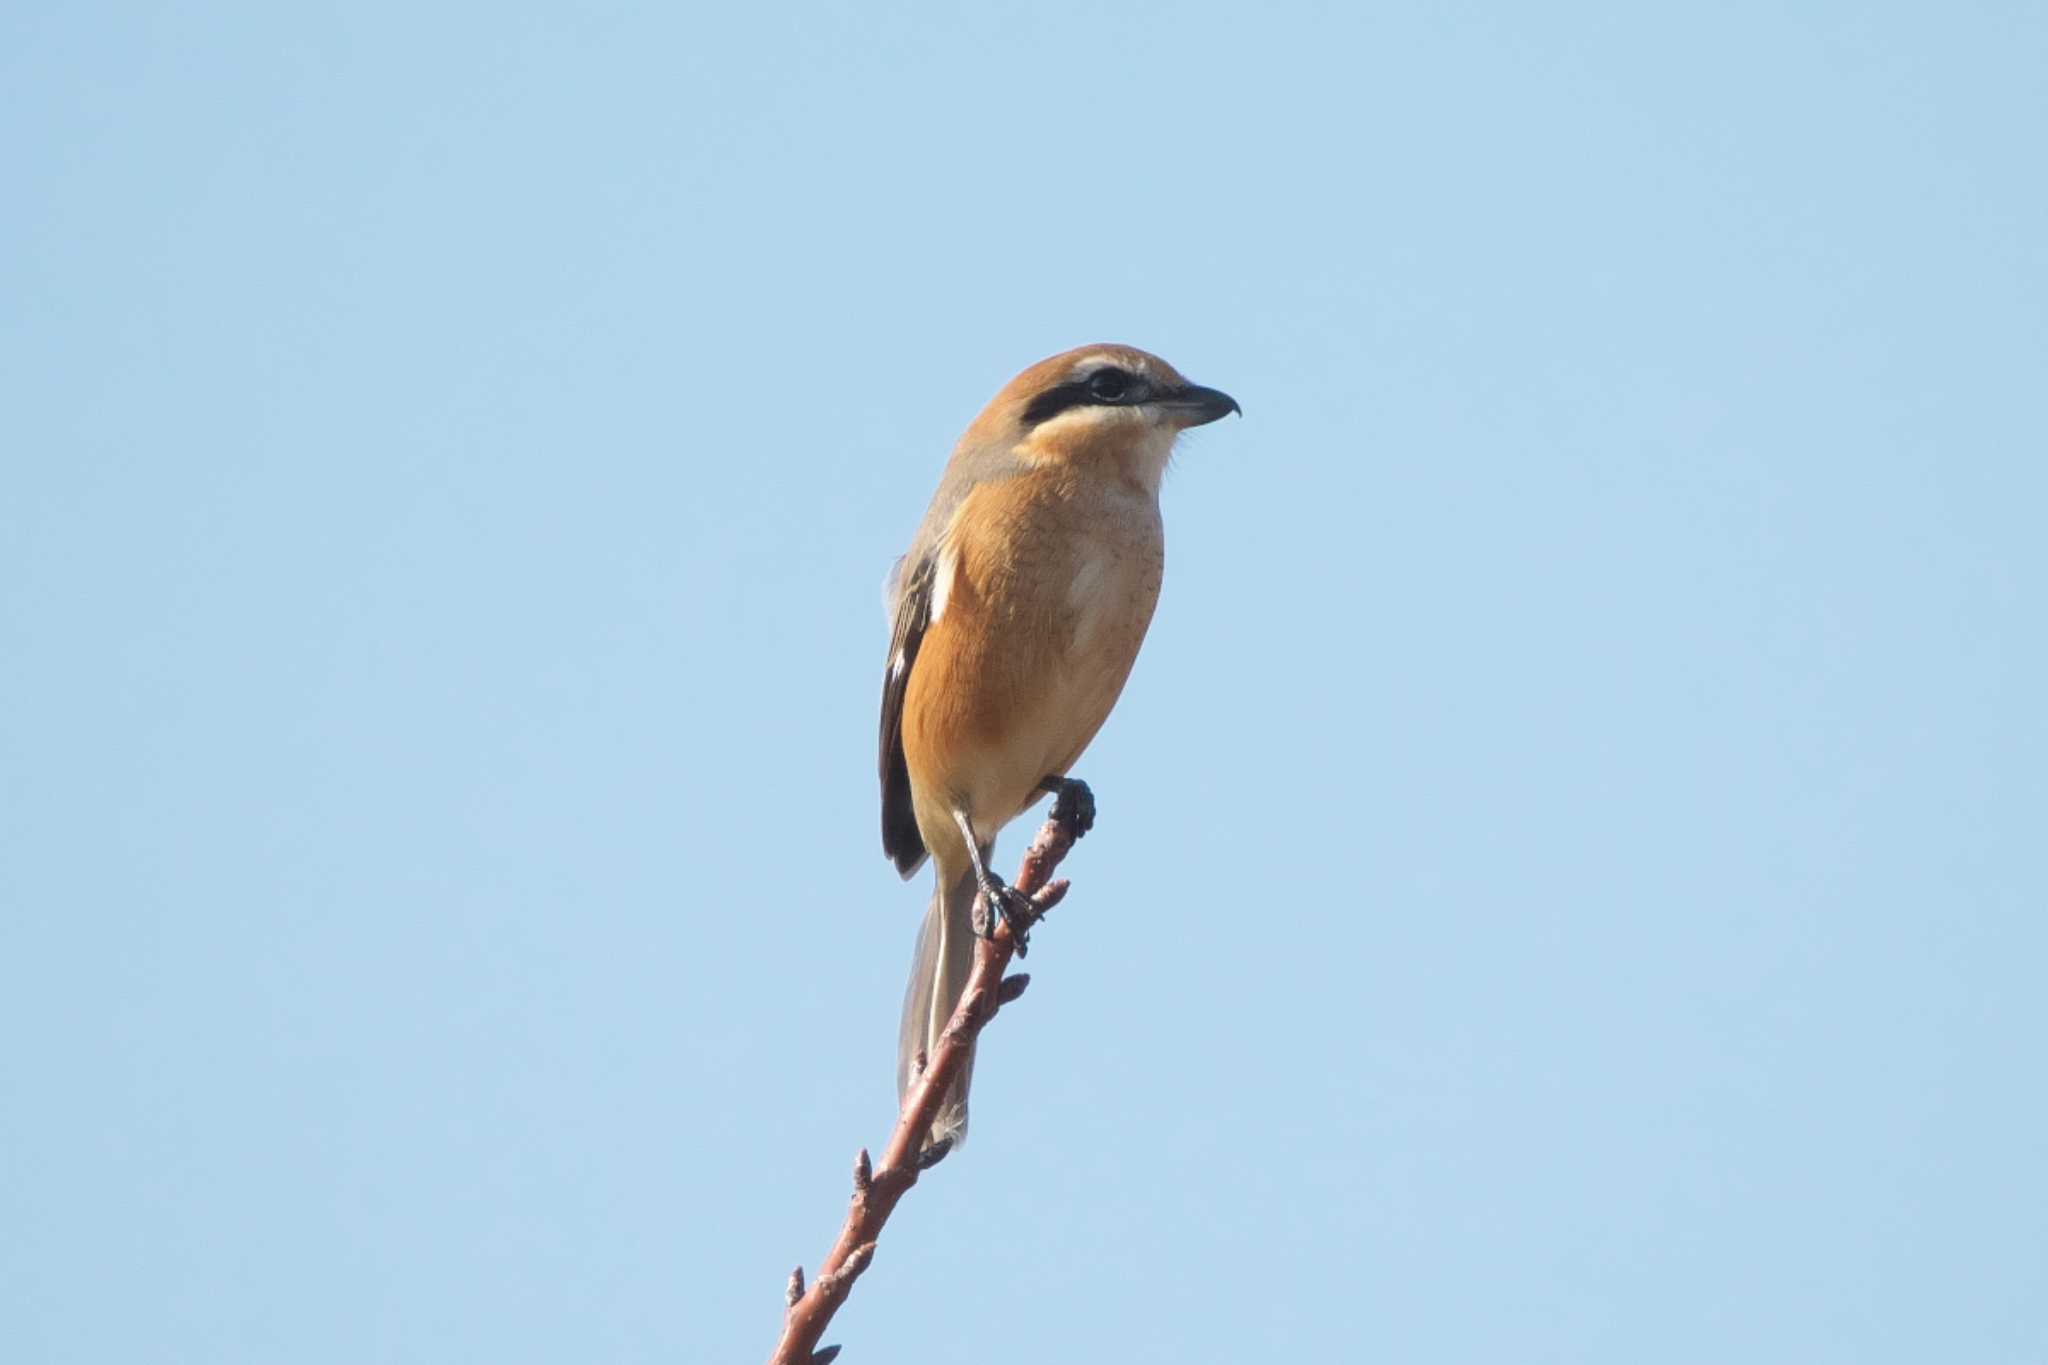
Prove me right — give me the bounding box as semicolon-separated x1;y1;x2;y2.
995;883;1036;955
972;872;1036;956
1041;776;1096;839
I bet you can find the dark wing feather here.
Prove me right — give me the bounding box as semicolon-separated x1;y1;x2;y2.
879;555;933;878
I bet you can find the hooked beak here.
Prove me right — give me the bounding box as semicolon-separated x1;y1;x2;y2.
1156;382;1242;427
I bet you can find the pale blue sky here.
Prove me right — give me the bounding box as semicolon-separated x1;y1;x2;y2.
4;3;2044;1361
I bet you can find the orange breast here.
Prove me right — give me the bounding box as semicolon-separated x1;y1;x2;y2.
899;468;1162;864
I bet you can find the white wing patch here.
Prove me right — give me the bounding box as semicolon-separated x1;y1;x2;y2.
927;544;957;626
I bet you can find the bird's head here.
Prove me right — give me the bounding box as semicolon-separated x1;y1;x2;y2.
966;344;1239;492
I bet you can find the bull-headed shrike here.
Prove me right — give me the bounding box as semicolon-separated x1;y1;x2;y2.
879;343;1239;1146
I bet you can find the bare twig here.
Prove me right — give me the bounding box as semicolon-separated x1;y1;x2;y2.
766;797;1088;1365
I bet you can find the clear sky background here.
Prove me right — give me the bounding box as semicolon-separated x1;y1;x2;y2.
4;3;2043;1361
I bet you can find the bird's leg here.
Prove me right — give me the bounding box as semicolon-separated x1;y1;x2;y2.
951;810;1037;956
1036;775;1096;841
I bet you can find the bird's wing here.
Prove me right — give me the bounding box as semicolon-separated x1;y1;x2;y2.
879;554;934;878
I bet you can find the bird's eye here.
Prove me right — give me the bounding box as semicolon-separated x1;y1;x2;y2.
1088;368;1131;401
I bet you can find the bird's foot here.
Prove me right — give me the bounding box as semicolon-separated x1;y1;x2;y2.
971;871;1039;957
1039;776;1096;841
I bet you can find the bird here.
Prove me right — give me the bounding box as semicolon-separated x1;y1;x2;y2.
879;343;1239;1147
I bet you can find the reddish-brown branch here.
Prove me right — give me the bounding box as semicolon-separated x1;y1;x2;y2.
766;806;1085;1365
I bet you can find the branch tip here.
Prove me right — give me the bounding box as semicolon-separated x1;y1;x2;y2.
767;796;1092;1362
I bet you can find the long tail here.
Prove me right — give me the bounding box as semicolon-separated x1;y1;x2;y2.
897;865;979;1147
